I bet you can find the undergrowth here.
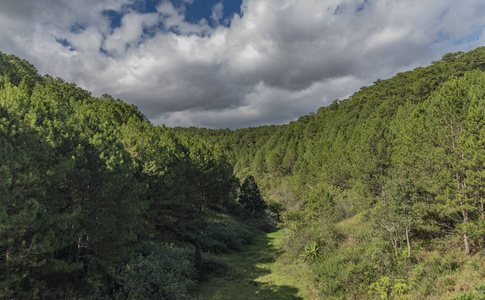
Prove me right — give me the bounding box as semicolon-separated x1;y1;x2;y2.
299;213;485;299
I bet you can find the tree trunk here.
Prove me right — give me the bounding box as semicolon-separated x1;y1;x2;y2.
86;234;90;262
481;200;485;256
284;228;289;246
456;170;470;255
452;124;471;255
463;206;470;255
405;225;411;257
76;236;82;263
194;241;203;280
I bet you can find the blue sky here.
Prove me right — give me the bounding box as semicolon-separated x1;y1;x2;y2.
1;0;485;129
103;0;243;30
183;0;242;25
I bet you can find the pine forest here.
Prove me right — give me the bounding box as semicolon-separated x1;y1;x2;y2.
3;47;485;299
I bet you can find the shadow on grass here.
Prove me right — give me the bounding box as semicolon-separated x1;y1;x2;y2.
196;230;304;300
256;284;303;300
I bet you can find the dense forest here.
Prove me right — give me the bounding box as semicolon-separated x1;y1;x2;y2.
3;47;485;299
0;51;267;299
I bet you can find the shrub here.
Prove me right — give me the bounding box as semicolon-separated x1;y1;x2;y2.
368;276;392;299
112;241;197;299
200;253;230;279
182;221;254;253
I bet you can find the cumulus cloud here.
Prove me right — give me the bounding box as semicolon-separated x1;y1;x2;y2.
0;0;485;128
211;2;224;24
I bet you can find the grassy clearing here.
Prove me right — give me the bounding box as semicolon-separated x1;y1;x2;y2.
195;229;313;299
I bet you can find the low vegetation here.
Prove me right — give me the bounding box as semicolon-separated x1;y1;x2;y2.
196;229;312;300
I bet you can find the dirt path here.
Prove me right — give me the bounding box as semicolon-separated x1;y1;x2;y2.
195;229;313;299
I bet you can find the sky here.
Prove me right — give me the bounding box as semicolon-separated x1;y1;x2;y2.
1;0;485;129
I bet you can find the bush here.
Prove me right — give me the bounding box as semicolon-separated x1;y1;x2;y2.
182;221;254;253
200;253;230;279
312;240;392;299
451;282;485;300
112;241;197;299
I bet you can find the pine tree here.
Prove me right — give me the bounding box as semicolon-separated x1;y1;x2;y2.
417;70;485;254
239;175;266;216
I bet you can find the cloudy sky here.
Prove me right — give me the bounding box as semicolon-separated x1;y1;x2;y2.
1;0;485;129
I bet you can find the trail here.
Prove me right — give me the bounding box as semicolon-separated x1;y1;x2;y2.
195;229;313;299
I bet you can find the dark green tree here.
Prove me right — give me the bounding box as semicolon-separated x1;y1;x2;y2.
239;175;266;215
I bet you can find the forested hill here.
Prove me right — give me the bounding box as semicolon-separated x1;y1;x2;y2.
175;47;485;298
3;46;485;299
0;52;261;298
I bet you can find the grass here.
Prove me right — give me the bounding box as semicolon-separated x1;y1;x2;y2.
195;229;314;299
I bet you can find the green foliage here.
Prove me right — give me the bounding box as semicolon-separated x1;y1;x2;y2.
368;277;409;299
397;70;485;255
239;175;267;215
369;276;392;299
182;221;253;253
0;51;241;298
5;46;485;298
0;106;82;299
112;241;197;300
392;279;410;296
0;53;41;90
199;253;230;278
451;283;485;300
301;240;319;262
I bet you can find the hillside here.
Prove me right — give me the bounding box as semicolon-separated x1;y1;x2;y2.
0;52;266;299
176;47;485;299
2;47;485;298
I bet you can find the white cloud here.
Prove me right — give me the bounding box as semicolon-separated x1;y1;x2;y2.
1;0;485;128
103;12;159;55
157;1;211;34
156;75;364;129
211;1;224;24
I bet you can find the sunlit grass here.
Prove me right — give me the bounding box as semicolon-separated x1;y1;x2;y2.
195;229;313;299
255;230;314;299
